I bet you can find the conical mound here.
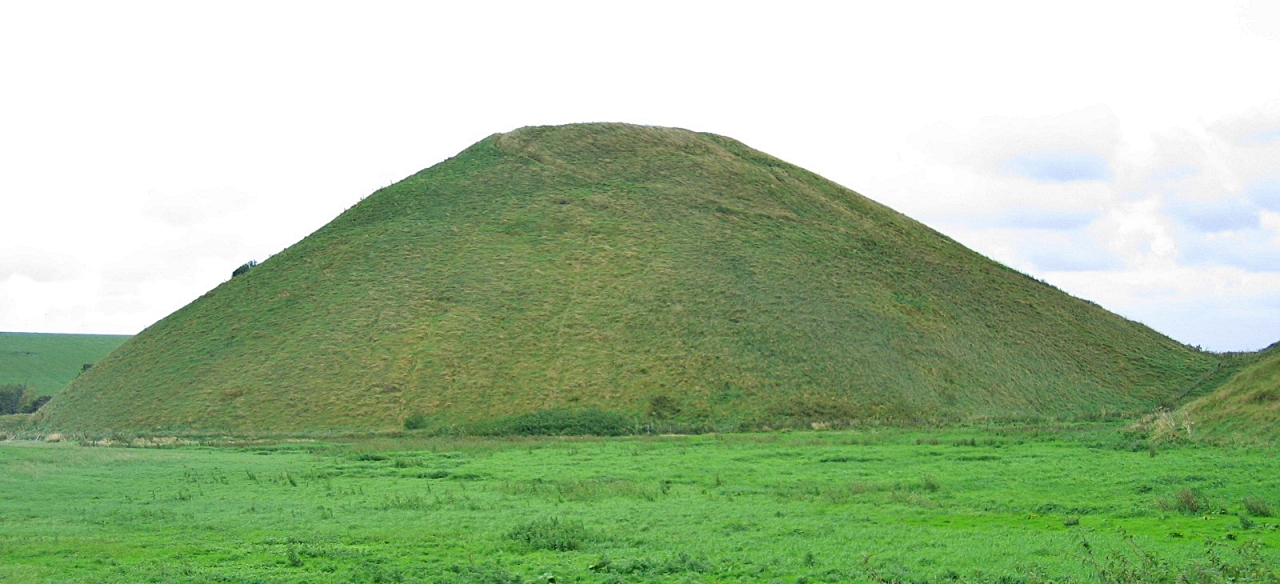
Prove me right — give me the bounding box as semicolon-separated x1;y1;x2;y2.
40;123;1221;432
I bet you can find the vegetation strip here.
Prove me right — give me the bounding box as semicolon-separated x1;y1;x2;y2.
1;424;1276;583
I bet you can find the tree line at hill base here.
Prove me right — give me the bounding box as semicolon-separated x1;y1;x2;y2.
0;384;52;415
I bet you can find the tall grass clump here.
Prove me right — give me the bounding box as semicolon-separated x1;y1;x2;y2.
507;517;591;551
1242;496;1276;517
1157;488;1212;515
1079;533;1279;584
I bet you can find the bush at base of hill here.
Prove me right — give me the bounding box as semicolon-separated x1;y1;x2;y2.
461;408;634;436
0;384;52;415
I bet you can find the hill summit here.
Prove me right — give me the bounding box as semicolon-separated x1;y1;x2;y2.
40;123;1221;432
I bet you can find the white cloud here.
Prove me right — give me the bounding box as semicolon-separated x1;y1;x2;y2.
142;188;255;228
1262;210;1280;237
1;1;1278;351
1049;266;1280;352
0;248;85;283
1209;99;1280;145
1163;196;1259;233
910;105;1123;182
1247;177;1280;211
1240;0;1280;42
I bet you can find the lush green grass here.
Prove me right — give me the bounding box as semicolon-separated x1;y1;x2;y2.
1;425;1277;583
1184;343;1280;442
42;123;1224;432
0;332;130;396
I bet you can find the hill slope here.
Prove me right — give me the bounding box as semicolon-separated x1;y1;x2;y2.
0;332;131;396
1183;342;1280;441
39;123;1222;432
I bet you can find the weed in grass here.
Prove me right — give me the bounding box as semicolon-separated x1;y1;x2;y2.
392;458;419;468
1157;488;1208;514
588;555;611;572
441;563;524;584
887;490;938;508
598;553;710;576
507;517;590;551
1244;496;1276;517
286;547;303;567
377;494;429;511
1080;532;1280;584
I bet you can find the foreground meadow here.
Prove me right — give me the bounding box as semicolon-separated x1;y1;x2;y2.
1;425;1277;583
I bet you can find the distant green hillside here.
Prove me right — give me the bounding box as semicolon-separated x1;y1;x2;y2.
1183;342;1280;441
0;332;131;395
40;123;1223;433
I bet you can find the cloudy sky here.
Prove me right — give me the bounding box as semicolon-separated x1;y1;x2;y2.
2;1;1279;352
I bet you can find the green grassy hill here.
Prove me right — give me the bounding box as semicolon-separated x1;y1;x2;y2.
39;123;1224;433
1183;342;1280;441
0;332;131;396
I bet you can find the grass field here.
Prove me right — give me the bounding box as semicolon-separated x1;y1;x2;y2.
0;333;130;396
2;424;1277;583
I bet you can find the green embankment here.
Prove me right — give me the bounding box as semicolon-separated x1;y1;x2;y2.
0;332;131;396
40;123;1223;432
1184;342;1280;441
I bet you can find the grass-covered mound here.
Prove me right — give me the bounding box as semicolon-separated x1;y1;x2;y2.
0;332;131;396
1183;342;1280;442
39;123;1223;433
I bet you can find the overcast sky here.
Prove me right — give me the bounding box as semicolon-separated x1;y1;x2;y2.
3;1;1279;351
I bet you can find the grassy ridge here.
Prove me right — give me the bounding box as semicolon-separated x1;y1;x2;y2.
1184;343;1280;441
1;426;1277;583
41;123;1222;432
0;332;130;396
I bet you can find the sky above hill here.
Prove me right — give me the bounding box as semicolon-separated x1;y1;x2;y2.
2;1;1278;352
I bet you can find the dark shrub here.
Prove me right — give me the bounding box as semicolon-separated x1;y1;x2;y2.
22;395;52;413
466;408;632;436
0;384;25;415
403;412;429;430
648;395;681;420
232;260;258;278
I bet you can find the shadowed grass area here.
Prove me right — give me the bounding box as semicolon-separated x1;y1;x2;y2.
40;123;1227;433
